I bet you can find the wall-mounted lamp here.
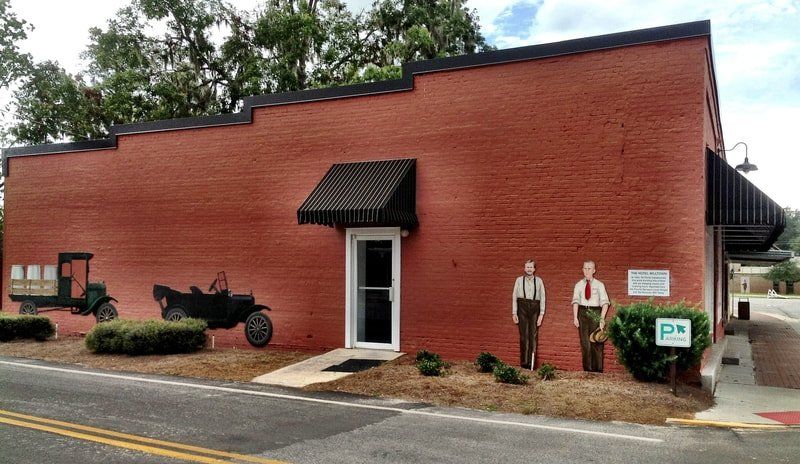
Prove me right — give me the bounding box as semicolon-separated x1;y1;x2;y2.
400;229;410;238
720;141;758;174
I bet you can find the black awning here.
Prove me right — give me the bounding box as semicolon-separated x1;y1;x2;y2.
706;149;785;252
728;249;794;266
298;158;417;227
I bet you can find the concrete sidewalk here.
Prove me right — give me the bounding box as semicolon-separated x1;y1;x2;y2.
252;348;403;388
695;313;800;426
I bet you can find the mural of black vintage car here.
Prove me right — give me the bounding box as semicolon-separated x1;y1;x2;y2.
152;272;273;347
9;252;119;323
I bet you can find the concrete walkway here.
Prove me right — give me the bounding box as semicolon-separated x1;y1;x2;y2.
252;348;403;388
695;311;800;425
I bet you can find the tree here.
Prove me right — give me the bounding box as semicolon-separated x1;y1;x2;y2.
765;260;800;295
4;0;493;146
84;0;255;119
7;61;107;144
0;0;32;89
252;0;369;91
0;0;33;153
365;0;494;68
775;208;800;254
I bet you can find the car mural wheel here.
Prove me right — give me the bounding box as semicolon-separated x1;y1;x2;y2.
165;306;187;322
19;301;37;316
95;303;118;323
245;311;273;347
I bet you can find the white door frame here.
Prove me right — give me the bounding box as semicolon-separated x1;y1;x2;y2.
345;227;401;351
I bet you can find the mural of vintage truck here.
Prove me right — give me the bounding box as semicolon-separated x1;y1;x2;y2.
9;252;119;323
152;272;273;347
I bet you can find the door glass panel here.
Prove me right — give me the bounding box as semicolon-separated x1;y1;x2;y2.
356;239;392;344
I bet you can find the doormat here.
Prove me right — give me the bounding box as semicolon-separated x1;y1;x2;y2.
322;359;386;373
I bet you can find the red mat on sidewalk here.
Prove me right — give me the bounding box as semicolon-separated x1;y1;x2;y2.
755;411;800;425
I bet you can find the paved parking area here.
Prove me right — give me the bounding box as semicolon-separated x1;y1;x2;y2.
749;312;800;389
696;298;800;425
738;298;800;389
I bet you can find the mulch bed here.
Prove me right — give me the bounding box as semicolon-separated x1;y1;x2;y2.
305;355;714;425
0;336;314;382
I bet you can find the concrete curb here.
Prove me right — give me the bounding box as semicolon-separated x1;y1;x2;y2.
700;336;728;394
666;418;797;429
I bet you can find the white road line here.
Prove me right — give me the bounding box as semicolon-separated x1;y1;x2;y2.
0;359;663;443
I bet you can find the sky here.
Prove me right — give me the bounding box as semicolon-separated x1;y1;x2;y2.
2;0;799;208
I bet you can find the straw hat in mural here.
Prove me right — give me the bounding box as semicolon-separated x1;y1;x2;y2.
589;327;608;344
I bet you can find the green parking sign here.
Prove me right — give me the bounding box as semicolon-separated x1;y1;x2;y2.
655;318;691;347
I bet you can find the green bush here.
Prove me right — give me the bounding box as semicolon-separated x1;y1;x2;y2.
415;349;449;376
492;362;529;385
475;351;501;373
85;319;207;355
0;315;55;341
536;363;557;380
415;349;442;364
607;300;712;382
417;359;445;376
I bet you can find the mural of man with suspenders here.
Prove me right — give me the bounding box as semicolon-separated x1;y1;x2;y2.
512;259;546;370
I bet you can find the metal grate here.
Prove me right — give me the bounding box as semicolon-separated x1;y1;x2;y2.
322;359;387;373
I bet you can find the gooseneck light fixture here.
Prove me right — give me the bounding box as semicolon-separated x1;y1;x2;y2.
720;141;758;174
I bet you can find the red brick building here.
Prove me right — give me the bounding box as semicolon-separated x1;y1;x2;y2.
1;21;785;372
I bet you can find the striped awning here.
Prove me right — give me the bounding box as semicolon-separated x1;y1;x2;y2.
298;158;417;227
706;150;785;252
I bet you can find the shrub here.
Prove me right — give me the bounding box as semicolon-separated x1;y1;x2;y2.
475;351;501;373
415;349;442;364
417;359;445;376
536;363;557;380
492;362;529;385
415;349;449;376
607;300;712;382
85;319;207;355
0;315;55;342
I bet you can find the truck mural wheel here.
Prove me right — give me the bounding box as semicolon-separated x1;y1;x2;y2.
95;303;118;323
245;311;273;347
19;301;37;316
165;306;187;322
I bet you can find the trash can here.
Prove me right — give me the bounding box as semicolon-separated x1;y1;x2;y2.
737;299;750;320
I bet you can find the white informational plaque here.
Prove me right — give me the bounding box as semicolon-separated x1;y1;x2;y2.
628;270;670;297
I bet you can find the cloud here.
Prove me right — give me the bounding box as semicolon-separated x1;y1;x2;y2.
493;1;542;38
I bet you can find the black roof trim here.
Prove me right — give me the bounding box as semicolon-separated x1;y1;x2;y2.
2;20;711;176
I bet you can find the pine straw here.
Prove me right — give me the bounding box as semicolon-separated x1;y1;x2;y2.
304;356;714;425
0;336;313;382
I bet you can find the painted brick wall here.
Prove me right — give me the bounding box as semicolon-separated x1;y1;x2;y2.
3;37;711;371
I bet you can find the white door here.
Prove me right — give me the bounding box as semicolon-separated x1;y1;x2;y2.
345;228;400;351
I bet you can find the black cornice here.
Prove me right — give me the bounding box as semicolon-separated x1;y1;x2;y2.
2;20;711;176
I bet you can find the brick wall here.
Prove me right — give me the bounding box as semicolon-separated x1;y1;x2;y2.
3;37;711;371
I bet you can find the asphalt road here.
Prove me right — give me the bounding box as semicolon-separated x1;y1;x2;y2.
1;356;798;464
